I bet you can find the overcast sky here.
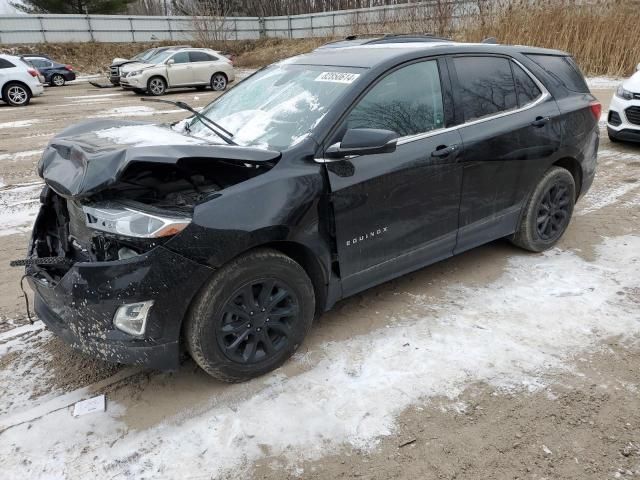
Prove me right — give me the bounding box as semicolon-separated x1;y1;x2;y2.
0;0;22;14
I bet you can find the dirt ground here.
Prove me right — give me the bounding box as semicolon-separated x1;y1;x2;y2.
0;80;638;479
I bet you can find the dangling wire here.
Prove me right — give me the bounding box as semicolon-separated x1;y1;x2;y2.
19;275;33;325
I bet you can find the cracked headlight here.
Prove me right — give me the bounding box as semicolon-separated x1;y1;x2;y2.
127;70;143;77
83;203;191;238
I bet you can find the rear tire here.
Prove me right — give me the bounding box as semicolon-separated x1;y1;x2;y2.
51;74;65;87
185;248;315;382
147;76;167;96
511;166;575;252
2;82;31;106
210;72;227;91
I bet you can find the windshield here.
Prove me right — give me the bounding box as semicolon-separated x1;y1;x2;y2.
180;64;363;150
132;48;153;61
145;50;175;65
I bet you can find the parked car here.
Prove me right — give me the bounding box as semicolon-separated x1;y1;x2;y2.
607;63;640;143
21;54;76;86
0;54;44;106
109;46;190;86
21;41;599;381
119;48;234;95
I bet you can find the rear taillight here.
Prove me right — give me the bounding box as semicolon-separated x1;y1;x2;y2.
27;68;38;78
65;65;73;71
590;101;602;120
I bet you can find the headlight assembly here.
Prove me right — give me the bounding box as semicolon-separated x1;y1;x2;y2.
83;202;191;238
127;70;143;77
616;85;633;100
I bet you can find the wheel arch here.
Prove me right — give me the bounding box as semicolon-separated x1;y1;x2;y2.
553;157;583;199
211;71;228;81
2;80;32;97
147;74;168;88
258;240;328;319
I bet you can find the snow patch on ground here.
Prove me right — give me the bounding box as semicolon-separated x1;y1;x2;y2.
0;181;43;236
0;329;56;416
0;120;40;129
0;150;42;162
578;182;639;215
64;93;124;100
94;124;206;147
2;235;639;478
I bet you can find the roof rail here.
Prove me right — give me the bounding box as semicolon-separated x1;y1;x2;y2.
481;37;498;44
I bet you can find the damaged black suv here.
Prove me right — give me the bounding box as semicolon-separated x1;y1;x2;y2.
22;40;600;381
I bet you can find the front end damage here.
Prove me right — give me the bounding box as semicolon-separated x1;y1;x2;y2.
23;120;280;368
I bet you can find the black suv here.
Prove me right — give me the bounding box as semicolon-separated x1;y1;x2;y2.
22;40;600;381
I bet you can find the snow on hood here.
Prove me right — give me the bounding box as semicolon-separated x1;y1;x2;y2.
95;124;206;148
622;70;640;92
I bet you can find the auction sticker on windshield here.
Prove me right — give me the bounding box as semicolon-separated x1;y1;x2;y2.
315;72;360;84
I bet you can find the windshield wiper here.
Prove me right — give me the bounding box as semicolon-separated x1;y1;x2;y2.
141;97;236;145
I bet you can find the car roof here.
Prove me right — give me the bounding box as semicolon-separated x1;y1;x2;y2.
288;40;569;69
21;53;52;59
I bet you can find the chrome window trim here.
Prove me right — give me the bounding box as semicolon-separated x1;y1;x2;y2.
397;58;549;146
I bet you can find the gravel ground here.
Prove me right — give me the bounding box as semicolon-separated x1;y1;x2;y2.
0;81;638;479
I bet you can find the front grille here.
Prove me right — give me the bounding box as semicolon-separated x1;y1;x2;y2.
110;66;119;78
625;106;640;126
608;110;622;126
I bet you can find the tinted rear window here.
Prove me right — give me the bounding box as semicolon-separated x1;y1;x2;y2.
453;56;517;122
512;62;542;107
525;54;589;93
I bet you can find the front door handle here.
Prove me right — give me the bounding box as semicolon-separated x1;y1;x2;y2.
431;144;458;158
531;116;550;128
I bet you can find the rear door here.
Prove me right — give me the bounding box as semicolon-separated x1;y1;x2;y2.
325;58;464;296
189;51;217;84
448;55;562;253
166;51;193;86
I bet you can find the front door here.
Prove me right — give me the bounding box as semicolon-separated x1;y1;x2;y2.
166;51;193;87
325;59;464;296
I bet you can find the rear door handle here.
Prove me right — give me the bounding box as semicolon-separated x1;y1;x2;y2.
431;144;458;158
531;116;550;127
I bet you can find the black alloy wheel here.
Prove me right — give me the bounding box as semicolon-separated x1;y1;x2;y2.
216;279;299;364
535;180;572;241
511;166;575;252
185;248;315;382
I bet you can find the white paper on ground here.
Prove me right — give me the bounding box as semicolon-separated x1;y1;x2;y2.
72;395;106;417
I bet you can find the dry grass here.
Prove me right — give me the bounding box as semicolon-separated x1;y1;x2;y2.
457;0;640;77
1;1;637;77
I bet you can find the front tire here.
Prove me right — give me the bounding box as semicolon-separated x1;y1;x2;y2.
511;166;575;252
2;82;31;106
51;74;66;87
147;76;167;96
210;72;227;91
185;249;315;382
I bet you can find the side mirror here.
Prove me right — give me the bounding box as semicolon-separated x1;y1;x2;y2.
325;128;398;159
166;59;175;66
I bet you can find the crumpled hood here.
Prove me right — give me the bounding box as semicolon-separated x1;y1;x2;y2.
38;119;281;199
120;62;155;74
623;70;640;93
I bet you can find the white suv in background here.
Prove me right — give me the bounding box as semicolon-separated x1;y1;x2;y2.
607;63;640;143
120;48;235;96
0;54;44;106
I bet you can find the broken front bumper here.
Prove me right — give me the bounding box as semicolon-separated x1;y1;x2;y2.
27;243;213;369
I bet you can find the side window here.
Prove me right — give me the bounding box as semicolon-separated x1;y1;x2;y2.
512;62;542;107
346;60;444;137
453;56;517;122
525;54;589;93
190;51;216;62
0;58;15;69
171;52;190;64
